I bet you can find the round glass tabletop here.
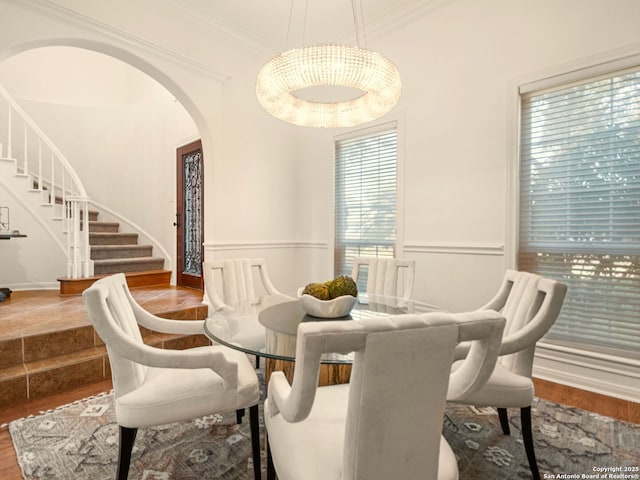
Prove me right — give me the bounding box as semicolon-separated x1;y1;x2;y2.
204;294;438;363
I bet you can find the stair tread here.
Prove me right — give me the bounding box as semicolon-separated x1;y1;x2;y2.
0;364;27;381
24;347;106;374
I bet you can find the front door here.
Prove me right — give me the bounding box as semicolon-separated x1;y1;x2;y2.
176;139;204;290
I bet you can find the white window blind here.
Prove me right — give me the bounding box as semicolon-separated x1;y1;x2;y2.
519;67;640;358
334;129;397;287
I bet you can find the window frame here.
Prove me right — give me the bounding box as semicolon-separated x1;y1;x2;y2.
332;118;405;279
506;47;640;368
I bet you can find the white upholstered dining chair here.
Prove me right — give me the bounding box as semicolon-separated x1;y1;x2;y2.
265;309;506;480
82;273;262;480
203;258;283;368
203;258;282;310
350;256;416;299
448;270;567;480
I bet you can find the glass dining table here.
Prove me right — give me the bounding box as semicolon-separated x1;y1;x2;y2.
204;293;439;385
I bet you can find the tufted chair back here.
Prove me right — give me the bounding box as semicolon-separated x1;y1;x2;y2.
83;273;148;398
203;258;281;309
481;270;567;377
350;256;416;299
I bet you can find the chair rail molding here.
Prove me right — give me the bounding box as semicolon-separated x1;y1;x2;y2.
204;240;328;252
403;241;505;256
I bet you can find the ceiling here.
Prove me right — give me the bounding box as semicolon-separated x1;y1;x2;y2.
164;0;446;54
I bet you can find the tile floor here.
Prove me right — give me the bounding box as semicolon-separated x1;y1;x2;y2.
0;285;208;408
0;286;207;340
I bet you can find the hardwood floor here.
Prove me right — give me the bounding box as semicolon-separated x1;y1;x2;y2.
533;378;640;424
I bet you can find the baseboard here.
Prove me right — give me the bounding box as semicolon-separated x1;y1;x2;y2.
1;282;59;291
533;343;640;403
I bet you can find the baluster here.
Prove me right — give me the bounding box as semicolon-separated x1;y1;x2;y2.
73;199;79;278
7;106;12;159
61;163;66;212
50;152;55;208
66;200;73;278
81;199;92;277
23;121;28;174
38;139;44;195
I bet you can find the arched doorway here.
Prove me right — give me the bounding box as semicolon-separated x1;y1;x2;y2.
0;42;208;287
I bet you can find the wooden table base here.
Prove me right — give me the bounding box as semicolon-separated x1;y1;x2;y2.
265;358;352;386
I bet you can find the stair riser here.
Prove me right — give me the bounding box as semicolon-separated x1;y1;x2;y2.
58;270;171;295
28;355;107;400
89;233;138;245
91;246;153;260
94;259;165;275
0;333;208;407
89;222;119;233
83;211;99;222
24;326;96;363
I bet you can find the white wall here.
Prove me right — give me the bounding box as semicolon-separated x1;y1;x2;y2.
2;1;638;295
0;46;156;106
0;0;638;398
0;178;67;289
291;0;640;400
0;0;303;289
294;0;640;311
2;0;628;307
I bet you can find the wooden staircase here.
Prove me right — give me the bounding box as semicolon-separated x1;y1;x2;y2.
58;209;170;294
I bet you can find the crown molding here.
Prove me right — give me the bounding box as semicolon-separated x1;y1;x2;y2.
162;0;447;56
354;0;449;44
162;0;275;57
17;0;232;81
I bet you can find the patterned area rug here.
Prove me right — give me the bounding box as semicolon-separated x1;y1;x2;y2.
445;400;639;479
7;393;639;479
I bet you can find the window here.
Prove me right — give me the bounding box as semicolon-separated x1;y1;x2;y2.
518;67;640;359
334;128;397;288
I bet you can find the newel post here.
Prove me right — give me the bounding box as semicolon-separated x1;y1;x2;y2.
66;196;94;279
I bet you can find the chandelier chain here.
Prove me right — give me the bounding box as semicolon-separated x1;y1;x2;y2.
351;0;367;49
303;0;309;46
285;0;295;50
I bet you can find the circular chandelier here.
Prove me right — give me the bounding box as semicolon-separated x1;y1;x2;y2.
256;44;401;128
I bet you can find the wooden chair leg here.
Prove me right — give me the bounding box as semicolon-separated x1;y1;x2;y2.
497;407;511;434
236;408;245;424
521;406;540;480
249;404;261;480
267;439;276;480
117;426;137;480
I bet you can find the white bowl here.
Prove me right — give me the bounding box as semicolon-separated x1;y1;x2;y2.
299;293;357;319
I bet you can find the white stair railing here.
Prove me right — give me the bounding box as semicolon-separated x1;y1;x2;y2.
0;83;93;278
